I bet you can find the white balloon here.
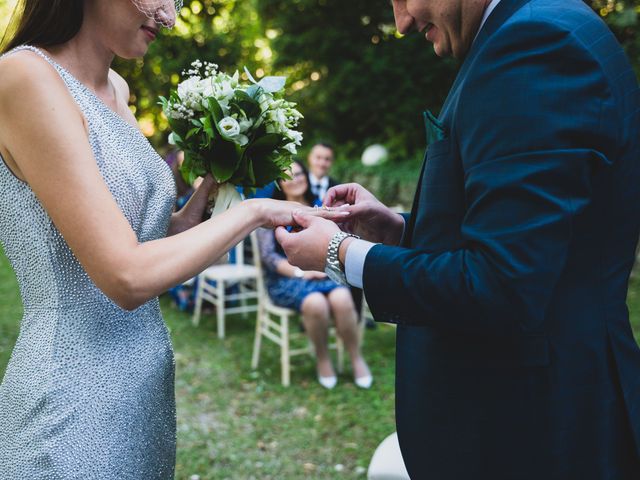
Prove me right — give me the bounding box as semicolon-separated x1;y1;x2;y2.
361;144;388;166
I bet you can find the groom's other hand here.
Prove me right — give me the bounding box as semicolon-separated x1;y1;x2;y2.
275;212;341;272
325;183;405;245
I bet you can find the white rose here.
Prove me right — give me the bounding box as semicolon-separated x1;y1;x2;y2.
218;117;249;146
218;117;241;138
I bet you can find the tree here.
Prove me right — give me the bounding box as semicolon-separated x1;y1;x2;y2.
256;0;457;164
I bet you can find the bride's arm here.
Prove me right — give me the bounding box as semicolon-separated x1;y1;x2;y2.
109;68;216;236
0;53;293;311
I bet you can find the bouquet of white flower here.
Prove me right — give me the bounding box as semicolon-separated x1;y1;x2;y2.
160;60;303;215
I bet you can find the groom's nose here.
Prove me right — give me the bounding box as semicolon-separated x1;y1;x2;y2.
392;0;415;35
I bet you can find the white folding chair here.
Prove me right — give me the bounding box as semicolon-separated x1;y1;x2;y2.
249;231;348;387
192;239;259;339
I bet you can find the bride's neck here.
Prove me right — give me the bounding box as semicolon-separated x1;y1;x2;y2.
43;28;115;95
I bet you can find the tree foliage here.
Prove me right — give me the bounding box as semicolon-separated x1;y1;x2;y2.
0;0;638;186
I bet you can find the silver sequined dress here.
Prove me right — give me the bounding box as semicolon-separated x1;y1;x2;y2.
0;46;178;479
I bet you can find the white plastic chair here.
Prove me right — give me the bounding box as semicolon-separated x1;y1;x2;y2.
250;231;350;387
192;239;259;339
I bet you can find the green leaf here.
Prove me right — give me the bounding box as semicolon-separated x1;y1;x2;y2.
246;158;257;185
207;97;224;123
185;127;201;140
180;151;206;185
230;156;249;185
202;116;215;138
167;116;190;136
246;133;285;157
234;90;260;117
170;131;184;145
203;139;242;183
251;153;284;186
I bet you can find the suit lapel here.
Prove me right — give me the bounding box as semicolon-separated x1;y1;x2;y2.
403;151;429;247
404;111;446;247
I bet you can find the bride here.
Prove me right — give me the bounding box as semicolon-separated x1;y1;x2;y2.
0;0;335;477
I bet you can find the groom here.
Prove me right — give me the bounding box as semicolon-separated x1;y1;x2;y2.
277;0;640;478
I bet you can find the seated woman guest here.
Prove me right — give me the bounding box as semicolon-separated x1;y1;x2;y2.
257;160;372;389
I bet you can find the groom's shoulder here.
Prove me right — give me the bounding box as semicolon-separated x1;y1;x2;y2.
504;0;614;49
476;0;623;74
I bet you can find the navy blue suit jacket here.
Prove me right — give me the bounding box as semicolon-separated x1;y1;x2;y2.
363;0;640;478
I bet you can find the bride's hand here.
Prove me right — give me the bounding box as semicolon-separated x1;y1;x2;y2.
246;198;350;229
167;175;217;236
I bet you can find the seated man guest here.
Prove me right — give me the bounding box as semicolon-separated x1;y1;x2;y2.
307;142;338;202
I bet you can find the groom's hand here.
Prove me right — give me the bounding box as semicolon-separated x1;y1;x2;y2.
324;183;405;245
275;212;341;272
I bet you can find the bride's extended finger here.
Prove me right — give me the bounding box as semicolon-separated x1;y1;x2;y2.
307;208;351;221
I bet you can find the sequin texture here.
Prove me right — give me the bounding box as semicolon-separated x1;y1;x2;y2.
0;46;178;479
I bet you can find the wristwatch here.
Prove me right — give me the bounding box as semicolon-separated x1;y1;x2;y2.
325;231;359;285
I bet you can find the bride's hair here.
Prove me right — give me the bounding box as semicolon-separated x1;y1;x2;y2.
1;0;84;54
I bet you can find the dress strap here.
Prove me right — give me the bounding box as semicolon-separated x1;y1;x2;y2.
1;45;66;76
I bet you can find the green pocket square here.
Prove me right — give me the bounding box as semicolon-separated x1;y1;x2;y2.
423;110;446;145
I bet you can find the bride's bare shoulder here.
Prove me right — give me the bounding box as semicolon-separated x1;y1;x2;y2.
0;49;62;84
0;49;72;107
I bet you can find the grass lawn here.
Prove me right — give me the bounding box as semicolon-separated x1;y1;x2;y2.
0;249;396;479
1;248;640;479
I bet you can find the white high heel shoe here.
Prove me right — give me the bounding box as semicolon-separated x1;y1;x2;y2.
318;375;337;389
355;374;373;389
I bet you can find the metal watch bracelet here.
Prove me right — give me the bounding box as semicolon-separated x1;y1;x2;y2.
325;231;360;285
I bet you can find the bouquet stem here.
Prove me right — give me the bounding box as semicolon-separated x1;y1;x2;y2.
208;182;243;217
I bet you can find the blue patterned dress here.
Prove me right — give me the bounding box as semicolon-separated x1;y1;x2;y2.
256;228;341;311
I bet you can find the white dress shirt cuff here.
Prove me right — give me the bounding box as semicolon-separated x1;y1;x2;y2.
344;239;377;289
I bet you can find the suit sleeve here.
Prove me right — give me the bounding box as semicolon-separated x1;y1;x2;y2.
363;20;617;334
